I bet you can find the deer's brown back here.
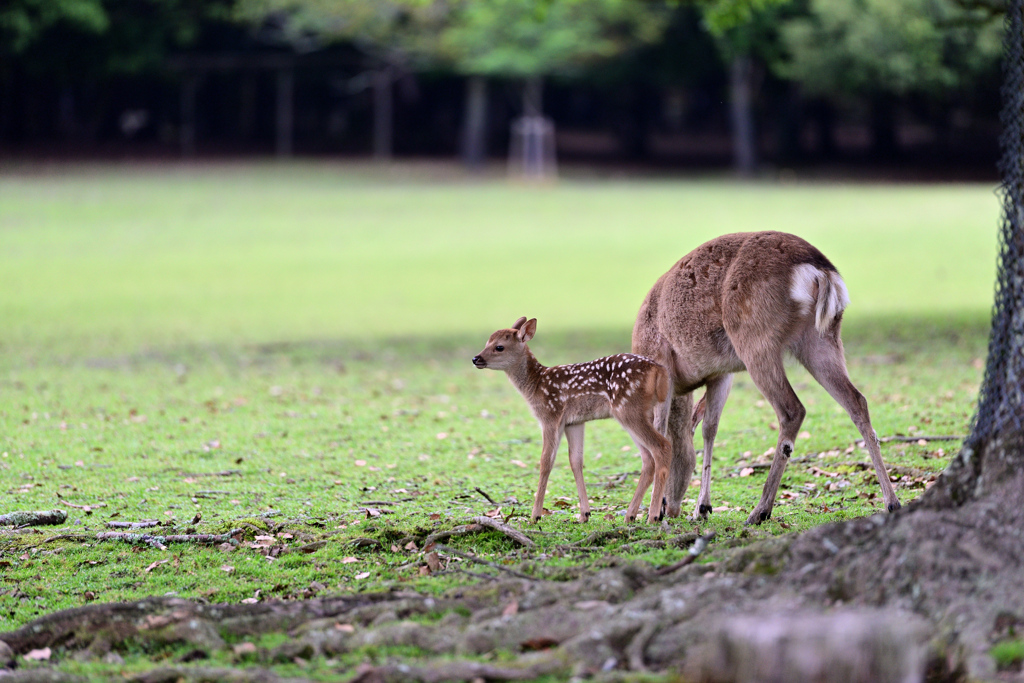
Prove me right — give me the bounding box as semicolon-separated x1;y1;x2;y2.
633;232;838;390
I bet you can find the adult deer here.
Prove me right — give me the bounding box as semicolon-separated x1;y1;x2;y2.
473;317;672;523
632;231;901;525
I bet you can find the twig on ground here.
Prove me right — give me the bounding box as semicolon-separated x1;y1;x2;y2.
422;523;484;547
653;531;717;576
447;566;500;582
465;516;535;547
433;544;534;580
57;500;107;512
0;510;68;527
474;487;499;505
569;526;631;548
105;520;160;529
22;533;92;550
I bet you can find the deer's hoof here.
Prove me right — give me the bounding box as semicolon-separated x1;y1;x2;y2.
745;507;772;526
887;499;902;513
692;503;712;521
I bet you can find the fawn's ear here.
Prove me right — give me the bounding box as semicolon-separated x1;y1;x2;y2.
510;317;528;331
518;318;537;342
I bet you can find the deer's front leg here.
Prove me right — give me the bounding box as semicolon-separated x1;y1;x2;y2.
564;423;590;522
531;424;564;523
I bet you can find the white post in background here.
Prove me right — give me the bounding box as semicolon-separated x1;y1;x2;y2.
509;76;556;180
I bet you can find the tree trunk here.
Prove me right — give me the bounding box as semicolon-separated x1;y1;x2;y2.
373;68;393;161
729;55;757;178
460;75;488;170
523;76;543;117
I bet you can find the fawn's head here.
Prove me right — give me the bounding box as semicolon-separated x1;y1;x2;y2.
472;317;537;371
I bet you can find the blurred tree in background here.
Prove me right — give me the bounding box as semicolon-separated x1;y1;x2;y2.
776;0;1002;158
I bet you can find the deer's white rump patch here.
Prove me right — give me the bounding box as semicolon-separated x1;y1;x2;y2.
790;263;850;333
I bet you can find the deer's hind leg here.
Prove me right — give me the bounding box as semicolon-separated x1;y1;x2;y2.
793;326;900;513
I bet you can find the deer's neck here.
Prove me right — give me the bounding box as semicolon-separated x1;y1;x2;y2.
505;351;545;401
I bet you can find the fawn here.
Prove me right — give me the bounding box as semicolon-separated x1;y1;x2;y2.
632;231;901;525
473;317;671;524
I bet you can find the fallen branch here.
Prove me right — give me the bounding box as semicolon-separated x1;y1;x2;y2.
58;500;107;513
95;529;242;551
422;523;484;547
23;533;92;550
0;510;67;527
653;531;716;576
568;526;631;548
465;516;535;547
474;486;499;505
433;544;534;581
105;520;160;529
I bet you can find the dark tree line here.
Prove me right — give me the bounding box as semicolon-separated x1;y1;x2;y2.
0;0;1006;172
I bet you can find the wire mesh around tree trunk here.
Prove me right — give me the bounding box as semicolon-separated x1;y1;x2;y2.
967;0;1024;449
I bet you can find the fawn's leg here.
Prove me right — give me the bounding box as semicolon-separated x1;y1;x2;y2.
564;423;591;522
693;374;733;520
620;416;673;523
531;424;564;523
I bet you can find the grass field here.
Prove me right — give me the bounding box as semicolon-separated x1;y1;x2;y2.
0;163;998;677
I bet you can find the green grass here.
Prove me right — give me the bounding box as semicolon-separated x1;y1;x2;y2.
0;163;996;676
0;162;998;356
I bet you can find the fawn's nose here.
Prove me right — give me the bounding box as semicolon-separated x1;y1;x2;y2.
472;355;486;368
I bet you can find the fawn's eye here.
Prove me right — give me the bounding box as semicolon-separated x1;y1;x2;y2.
495;345;504;352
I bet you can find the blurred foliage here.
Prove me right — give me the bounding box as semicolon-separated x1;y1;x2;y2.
776;0;1003;97
0;0;108;54
434;0;667;77
232;0;433;63
1;0;233;76
233;0;668;76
